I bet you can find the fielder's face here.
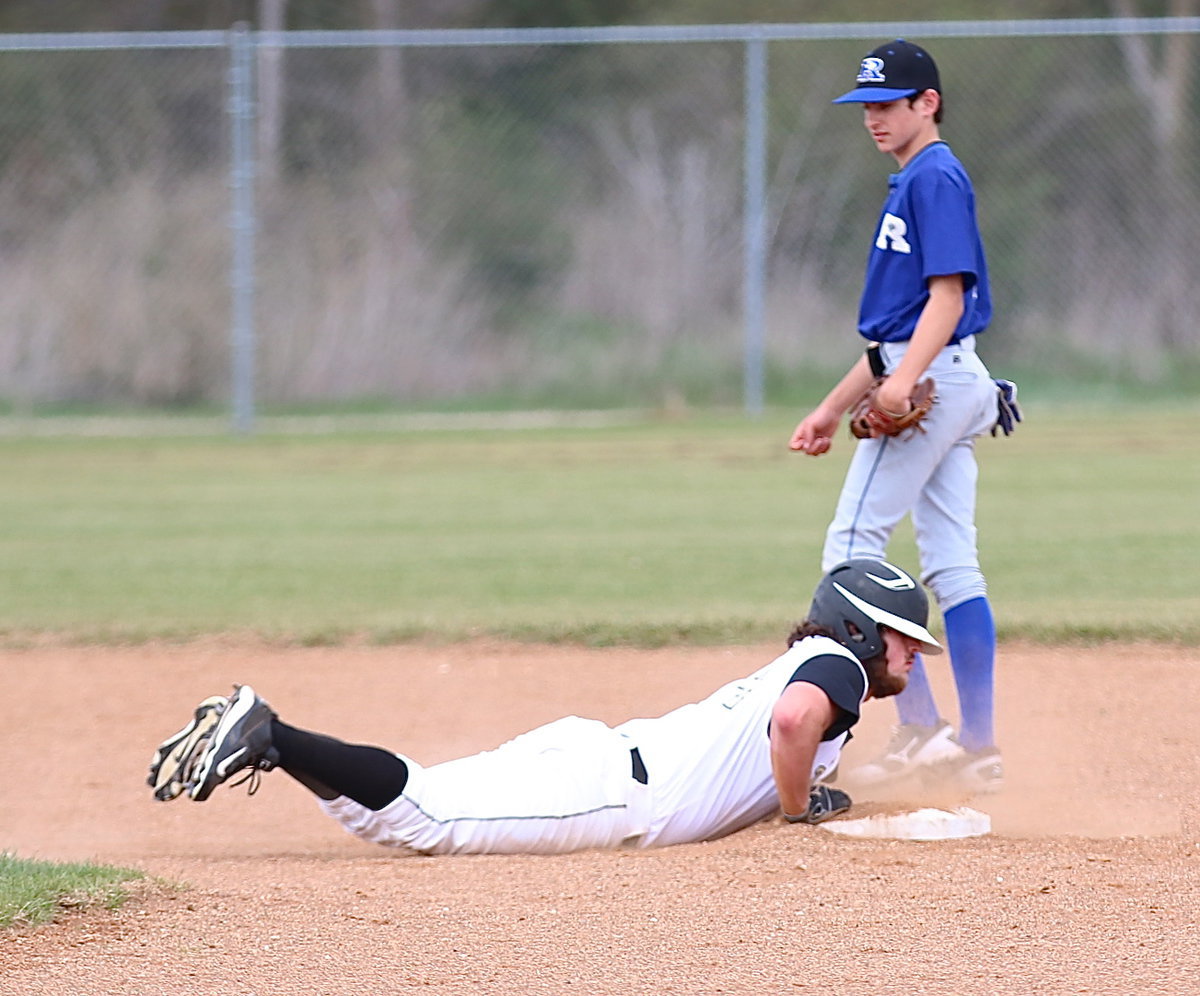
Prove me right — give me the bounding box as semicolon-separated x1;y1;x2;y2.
861;91;939;166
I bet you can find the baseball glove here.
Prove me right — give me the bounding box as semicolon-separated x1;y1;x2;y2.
849;377;937;439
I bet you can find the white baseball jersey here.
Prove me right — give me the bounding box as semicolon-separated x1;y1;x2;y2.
319;636;868;855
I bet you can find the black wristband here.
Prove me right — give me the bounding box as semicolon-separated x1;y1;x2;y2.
782;812;809;824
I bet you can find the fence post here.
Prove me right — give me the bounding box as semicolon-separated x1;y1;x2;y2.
228;22;257;434
742;35;768;417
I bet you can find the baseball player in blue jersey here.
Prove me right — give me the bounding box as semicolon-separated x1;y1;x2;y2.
148;560;941;855
790;41;1012;795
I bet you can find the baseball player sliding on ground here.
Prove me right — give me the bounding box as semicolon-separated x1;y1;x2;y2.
790;41;1018;795
149;560;962;856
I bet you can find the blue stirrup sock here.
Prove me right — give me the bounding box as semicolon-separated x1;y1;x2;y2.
893;652;941;727
943;596;997;752
890;596;997;750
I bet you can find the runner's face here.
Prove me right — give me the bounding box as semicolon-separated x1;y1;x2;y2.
869;627;923;698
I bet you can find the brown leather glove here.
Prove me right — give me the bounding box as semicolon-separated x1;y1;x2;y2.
848;377;937;439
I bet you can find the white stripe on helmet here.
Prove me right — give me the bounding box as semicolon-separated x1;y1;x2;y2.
832;582;943;655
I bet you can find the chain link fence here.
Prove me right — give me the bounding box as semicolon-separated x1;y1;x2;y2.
0;20;1196;427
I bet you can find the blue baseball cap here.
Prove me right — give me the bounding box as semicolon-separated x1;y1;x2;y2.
832;39;940;104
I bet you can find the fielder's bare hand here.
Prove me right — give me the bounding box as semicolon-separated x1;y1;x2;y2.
790;351;879;456
789;406;841;456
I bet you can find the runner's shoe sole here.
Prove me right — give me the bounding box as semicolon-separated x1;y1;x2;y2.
147;695;228;802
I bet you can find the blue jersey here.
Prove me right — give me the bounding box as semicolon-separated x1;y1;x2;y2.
857;141;991;344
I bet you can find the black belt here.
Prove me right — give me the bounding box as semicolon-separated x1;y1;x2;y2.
866;342;886;378
630;747;648;785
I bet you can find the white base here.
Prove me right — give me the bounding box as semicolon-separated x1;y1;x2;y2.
820;806;991;841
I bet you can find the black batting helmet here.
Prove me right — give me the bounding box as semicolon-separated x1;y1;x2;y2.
808;559;942;663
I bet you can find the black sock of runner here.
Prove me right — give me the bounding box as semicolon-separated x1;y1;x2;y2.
270;719;409;810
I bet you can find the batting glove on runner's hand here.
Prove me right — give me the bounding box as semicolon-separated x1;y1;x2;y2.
785;785;853;825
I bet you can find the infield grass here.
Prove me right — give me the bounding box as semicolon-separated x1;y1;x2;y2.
0;854;142;928
0;403;1195;645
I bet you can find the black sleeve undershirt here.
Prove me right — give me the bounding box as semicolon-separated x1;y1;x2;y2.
784;653;867;741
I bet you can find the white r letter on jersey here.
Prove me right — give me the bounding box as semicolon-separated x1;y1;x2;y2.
875;212;912;254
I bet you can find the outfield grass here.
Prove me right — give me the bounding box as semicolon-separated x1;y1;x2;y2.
0;854;142;928
0;404;1195;645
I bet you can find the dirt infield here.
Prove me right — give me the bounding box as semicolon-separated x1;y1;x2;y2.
2;640;1198;995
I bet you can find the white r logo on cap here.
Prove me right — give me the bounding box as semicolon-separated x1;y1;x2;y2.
857;57;886;84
